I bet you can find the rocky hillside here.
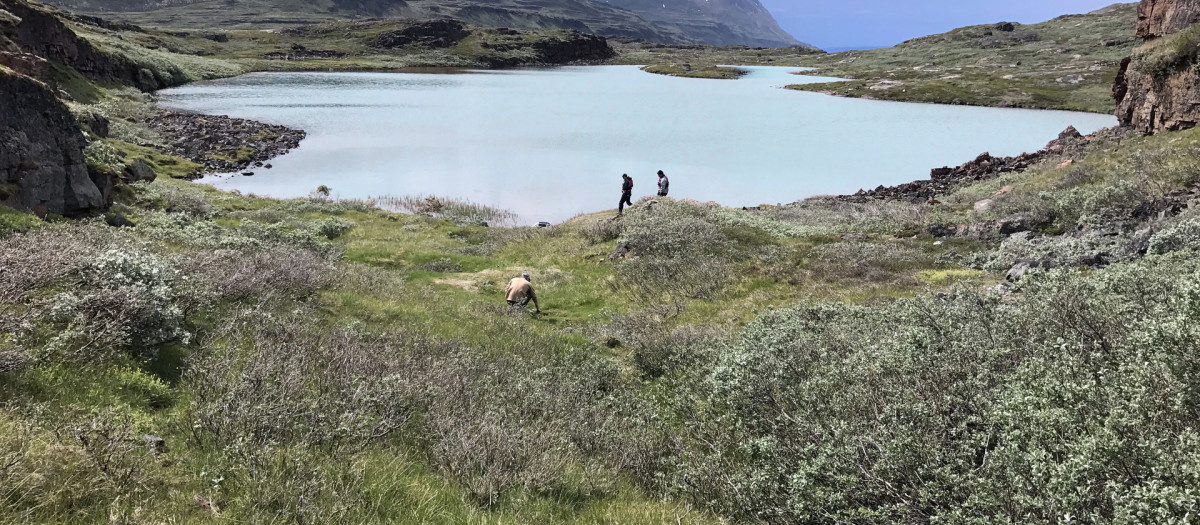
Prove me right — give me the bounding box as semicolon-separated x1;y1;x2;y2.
37;0;805;47
788;4;1140;113
0;68;108;217
1115;0;1200;132
593;0;798;47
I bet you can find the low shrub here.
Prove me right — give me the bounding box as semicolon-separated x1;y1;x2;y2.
614;200;734;308
83;140;126;177
130;181;217;218
0;410;161;523
0;225;117;303
33;248;189;363
377;195;518;227
580;218;625;245
667;253;1200;523
1148;215;1200;255
312;217;355;239
805;240;932;287
183;246;336;304
416;257;463;273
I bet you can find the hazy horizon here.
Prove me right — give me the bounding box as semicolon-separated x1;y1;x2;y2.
761;0;1134;50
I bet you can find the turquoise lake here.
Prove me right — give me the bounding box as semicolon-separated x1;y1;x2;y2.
156;65;1117;223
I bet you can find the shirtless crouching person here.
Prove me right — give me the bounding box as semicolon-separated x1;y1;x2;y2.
505;272;540;313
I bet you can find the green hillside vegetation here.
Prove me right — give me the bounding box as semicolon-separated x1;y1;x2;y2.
38;0;803;47
615;42;824;79
9;67;1200;519
7;0;1200;522
785;4;1139;113
58;16;614;75
639;63;747;79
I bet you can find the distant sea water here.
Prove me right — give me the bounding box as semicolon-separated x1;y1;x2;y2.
823;46;887;52
157;66;1116;224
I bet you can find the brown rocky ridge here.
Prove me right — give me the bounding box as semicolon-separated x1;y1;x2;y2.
1115;0;1200;133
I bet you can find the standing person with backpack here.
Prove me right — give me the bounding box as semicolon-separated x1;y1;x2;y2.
656;170;669;197
618;174;633;215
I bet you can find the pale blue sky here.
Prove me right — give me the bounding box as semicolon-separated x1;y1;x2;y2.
760;0;1133;50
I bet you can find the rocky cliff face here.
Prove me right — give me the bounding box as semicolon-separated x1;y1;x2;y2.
1115;0;1200;133
1136;0;1200;37
603;0;800;47
0;0;172;90
0;70;109;217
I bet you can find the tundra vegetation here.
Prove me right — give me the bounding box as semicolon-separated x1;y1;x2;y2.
783;4;1140;113
622;5;1139;113
5;119;1200;522
6;0;1200;523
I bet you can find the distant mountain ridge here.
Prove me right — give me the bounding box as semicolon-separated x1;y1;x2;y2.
36;0;808;47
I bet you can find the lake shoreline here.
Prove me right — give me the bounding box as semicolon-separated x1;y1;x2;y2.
158;66;1116;223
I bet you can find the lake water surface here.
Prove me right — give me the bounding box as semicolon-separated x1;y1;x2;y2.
157;66;1117;223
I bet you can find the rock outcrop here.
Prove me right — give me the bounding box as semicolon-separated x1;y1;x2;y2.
1136;0;1200;37
0;70;108;216
840;126;1104;204
1115;0;1200;133
0;0;174;91
478;29;614;67
370;19;471;49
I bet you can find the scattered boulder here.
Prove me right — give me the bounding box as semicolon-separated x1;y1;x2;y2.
1005;262;1031;282
122;158;156;182
998;214;1036;235
1129;227;1156;255
144;112;304;176
141;434;167;454
82;112;109;138
610;243;630;260
263;43;346;60
105;212;134;227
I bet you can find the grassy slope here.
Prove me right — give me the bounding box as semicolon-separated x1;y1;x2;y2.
785;3;1139;113
63;18;609;75
9;2;1200;522
7;111;1200;522
619;5;1137;112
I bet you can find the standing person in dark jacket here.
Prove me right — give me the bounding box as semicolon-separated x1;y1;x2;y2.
656;170;669;197
618;174;633;215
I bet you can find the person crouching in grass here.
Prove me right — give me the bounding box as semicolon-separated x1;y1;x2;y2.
505;272;540;313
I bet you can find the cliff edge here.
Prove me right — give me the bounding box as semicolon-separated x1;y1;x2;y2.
0;68;108;217
1115;0;1200;132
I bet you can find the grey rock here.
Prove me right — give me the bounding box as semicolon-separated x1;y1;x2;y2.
104;212;134;227
0;70;106;217
122;158;156;183
998;214;1034;235
1006;262;1032;282
1130;227;1155;255
141;434;167;454
86;112;109;138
